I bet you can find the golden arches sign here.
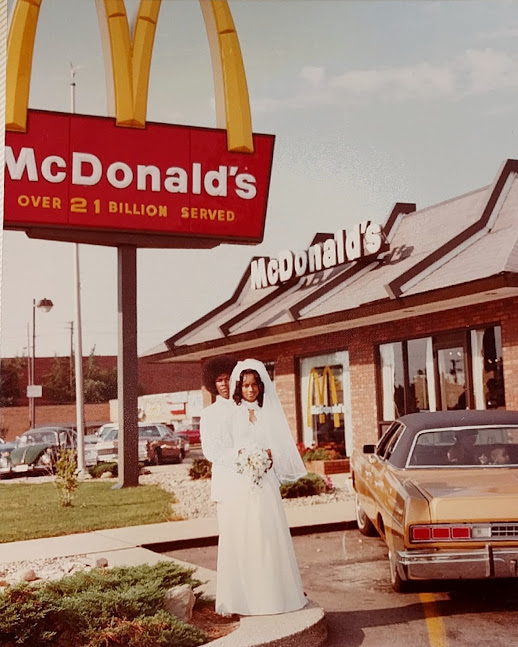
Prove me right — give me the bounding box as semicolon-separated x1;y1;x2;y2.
6;0;253;152
307;366;341;429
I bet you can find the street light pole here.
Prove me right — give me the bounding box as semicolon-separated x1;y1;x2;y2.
70;62;86;473
29;298;54;429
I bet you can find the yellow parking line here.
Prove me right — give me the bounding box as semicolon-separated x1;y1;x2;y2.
419;593;448;647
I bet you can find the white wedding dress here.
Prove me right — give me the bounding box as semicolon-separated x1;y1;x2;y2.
215;402;307;616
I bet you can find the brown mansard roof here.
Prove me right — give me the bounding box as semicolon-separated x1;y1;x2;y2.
144;159;518;362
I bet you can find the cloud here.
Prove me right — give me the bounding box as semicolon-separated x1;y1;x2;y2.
480;26;518;41
330;61;456;99
253;47;518;114
460;47;518;93
299;66;325;87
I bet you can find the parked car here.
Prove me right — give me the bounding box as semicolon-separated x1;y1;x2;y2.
176;423;201;445
351;410;518;592
0;426;98;478
96;422;188;465
0;437;18;467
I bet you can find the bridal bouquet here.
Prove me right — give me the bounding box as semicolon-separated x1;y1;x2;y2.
236;446;272;487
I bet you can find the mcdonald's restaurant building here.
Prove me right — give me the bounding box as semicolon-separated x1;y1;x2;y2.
144;159;518;460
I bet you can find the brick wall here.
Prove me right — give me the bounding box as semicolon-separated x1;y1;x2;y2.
0;403;110;442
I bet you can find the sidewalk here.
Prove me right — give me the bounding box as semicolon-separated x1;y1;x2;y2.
0;489;356;647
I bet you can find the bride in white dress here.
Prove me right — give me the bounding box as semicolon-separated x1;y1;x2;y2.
215;359;308;616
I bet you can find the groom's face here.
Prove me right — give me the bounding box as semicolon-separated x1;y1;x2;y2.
215;373;231;399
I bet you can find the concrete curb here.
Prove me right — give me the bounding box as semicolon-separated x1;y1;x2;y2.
208;601;327;647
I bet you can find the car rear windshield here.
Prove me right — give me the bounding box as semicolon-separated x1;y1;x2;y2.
407;425;518;467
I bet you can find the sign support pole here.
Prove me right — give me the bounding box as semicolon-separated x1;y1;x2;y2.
113;245;139;488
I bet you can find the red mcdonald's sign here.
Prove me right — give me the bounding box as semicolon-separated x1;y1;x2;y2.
4;110;275;245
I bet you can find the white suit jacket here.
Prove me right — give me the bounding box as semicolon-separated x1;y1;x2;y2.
200;396;238;502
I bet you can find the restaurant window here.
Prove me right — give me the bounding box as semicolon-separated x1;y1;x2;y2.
299;351;352;457
377;325;505;421
435;331;468;411
379;337;435;419
471;326;505;410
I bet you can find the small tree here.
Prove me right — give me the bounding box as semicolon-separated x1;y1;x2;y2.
43;348;119;404
54;449;78;507
83;347;118;403
44;356;74;403
0;357;25;406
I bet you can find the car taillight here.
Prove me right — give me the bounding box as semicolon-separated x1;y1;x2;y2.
431;527;450;540
410;524;472;542
451;526;471;539
411;526;432;541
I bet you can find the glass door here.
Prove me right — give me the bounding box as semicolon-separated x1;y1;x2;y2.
299;351;352;456
435;333;470;410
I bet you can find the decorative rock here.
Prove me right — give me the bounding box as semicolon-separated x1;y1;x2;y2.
96;557;109;568
100;471;113;479
163;583;195;622
19;569;38;582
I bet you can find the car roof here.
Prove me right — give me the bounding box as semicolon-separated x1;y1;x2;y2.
23;426;74;434
99;422;167;429
387;411;518;468
398;410;518;432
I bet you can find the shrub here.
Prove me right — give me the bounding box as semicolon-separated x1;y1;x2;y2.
189;457;212;480
280;472;334;498
88;461;118;478
297;443;341;462
54;449;78;507
0;562;209;647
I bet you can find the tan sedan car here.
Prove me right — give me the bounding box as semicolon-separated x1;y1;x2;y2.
351;410;518;591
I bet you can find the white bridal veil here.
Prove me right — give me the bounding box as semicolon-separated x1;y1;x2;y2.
229;359;307;484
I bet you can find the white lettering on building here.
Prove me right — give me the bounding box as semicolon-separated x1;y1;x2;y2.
250;221;384;290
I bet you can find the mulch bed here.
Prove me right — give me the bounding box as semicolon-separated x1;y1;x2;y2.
190;601;240;640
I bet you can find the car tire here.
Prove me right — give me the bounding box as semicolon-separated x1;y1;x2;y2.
388;549;412;593
355;493;377;536
152;449;162;466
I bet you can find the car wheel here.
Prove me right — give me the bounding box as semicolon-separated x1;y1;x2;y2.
152;449;162;466
355;493;377;536
388;549;412;593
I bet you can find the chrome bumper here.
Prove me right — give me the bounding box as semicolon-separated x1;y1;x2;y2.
398;545;518;580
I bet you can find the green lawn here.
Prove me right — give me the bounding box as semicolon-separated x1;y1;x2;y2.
0;481;176;543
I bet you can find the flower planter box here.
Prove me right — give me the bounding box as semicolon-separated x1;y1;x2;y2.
305;458;350;475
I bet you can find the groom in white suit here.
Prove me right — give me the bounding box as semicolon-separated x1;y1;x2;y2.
200;355;238;503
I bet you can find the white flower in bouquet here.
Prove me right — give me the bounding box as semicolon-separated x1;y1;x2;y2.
236;446;272;487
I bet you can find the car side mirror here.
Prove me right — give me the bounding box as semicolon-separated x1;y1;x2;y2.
362;444;376;454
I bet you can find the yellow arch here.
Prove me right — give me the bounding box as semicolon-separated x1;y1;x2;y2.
6;0;42;132
96;0;161;128
200;0;253;152
307;366;341;429
6;0;254;152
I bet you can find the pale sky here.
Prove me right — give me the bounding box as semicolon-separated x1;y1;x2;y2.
2;0;518;359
